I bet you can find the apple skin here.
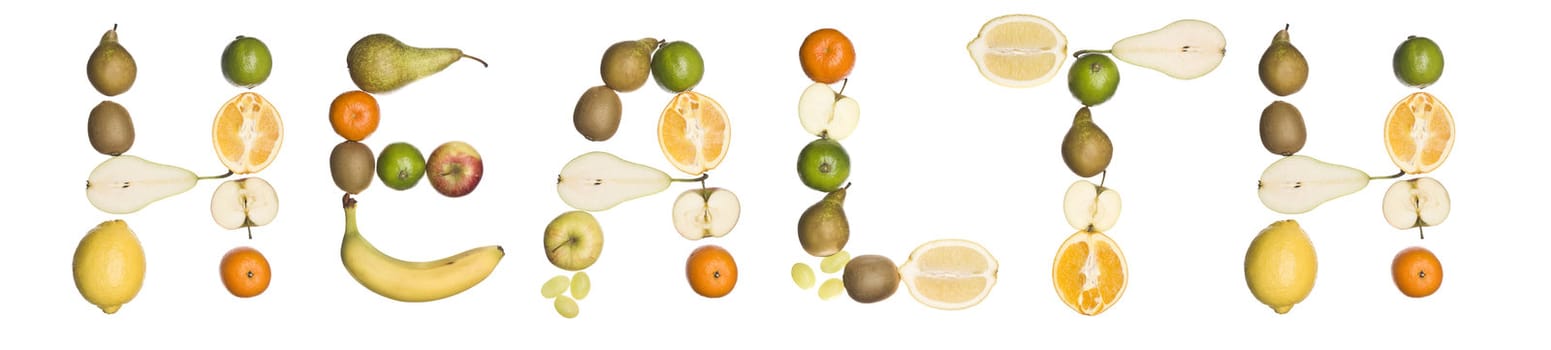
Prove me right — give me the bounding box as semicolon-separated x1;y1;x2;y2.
427;141;484;198
545;211;604;271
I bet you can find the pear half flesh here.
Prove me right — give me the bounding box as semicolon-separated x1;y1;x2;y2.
557;151;677;212
1258;155;1373;214
86;155;200;214
1110;19;1227;80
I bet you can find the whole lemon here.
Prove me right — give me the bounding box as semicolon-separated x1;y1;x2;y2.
73;220;146;314
1244;220;1317;314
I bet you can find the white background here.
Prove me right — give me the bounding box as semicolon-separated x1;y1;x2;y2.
2;0;1543;348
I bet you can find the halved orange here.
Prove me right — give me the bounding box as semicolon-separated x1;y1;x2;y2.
658;91;729;176
213;92;283;174
1385;91;1454;174
1052;230;1127;316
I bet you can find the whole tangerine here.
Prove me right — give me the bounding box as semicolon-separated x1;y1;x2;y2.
1391;246;1442;298
686;245;737;298
329;90;380;141
799;28;856;84
220;246;271;298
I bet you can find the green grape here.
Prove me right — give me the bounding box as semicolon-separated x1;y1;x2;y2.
821;251;851;274
818;278;845;300
792;262;816;289
571;271;592;300
555;295;579;319
541;275;570;299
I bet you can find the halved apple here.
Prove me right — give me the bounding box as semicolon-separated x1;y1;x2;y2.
1063;180;1121;232
1382;177;1450;231
211;177;279;238
797;82;860;140
672;187;741;240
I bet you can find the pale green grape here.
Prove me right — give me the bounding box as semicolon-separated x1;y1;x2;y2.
818;278;845;300
571;271;592;300
821;251;851;274
555;295;579;318
541;275;570;299
792;262;816;289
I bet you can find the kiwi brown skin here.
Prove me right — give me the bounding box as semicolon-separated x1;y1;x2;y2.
1259;100;1306;156
574;85;622;142
88;100;135;156
330;141;376;194
843;255;900;304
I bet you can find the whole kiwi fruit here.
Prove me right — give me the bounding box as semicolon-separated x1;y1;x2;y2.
1061;107;1113;178
1259;100;1306;156
87;24;137;97
573;85;623;141
87;100;135;156
843;254;900;304
330;141;375;194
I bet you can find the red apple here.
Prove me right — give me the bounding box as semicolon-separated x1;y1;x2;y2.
427;141;483;197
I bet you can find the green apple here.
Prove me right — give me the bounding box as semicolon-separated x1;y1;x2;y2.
544;211;604;271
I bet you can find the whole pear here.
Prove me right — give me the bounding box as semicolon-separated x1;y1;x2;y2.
798;184;850;257
1061;107;1113;178
347;34;487;94
1258;25;1309;97
86;24;137;97
600;38;659;92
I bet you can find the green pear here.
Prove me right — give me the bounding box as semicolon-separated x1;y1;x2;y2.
1258;155;1397;214
556;152;704;212
346;33;487;94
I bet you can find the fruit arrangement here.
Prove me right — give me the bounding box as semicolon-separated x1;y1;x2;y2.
1247;29;1453;313
981;16;1227;316
77;26;293;313
543;35;741;317
333;33;502;303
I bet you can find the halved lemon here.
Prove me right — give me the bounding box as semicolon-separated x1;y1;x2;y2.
1385;91;1454;174
212;91;283;174
967;14;1068;88
658;91;730;176
1052;230;1127;316
898;239;999;310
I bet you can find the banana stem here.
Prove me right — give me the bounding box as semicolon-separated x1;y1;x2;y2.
1074;49;1111;58
198;170;234;180
1369;170;1405;180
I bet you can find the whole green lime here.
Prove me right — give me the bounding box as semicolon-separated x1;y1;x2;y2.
1393;35;1443;88
651;41;704;93
377;142;426;191
797;137;850;192
222;36;272;89
1068;53;1119;107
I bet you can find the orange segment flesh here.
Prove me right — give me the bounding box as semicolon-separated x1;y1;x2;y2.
658;91;729;176
212;92;284;174
1052;230;1127;316
1385;92;1454;174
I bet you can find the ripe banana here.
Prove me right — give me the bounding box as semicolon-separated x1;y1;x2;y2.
340;194;504;302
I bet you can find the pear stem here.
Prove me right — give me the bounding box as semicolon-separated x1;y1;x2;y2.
1369;171;1405;180
671;174;709;183
1073;49;1111;58
112;23;118;32
463;54;489;67
198;170;235;180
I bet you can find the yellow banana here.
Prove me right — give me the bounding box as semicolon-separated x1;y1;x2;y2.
340;194;504;302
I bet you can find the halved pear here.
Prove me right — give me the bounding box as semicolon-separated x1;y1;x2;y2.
1110;19;1227;80
558;151;691;212
671;187;741;240
1258;155;1373;214
211;177;279;237
1063;180;1121;232
86;155;200;214
1382;177;1450;231
797;82;860;140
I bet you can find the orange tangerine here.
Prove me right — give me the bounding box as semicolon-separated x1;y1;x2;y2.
1052;230;1127;316
1385;91;1454;174
213;92;283;174
658;91;729;176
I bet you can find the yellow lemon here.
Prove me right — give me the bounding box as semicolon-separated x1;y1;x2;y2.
73;220;146;314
